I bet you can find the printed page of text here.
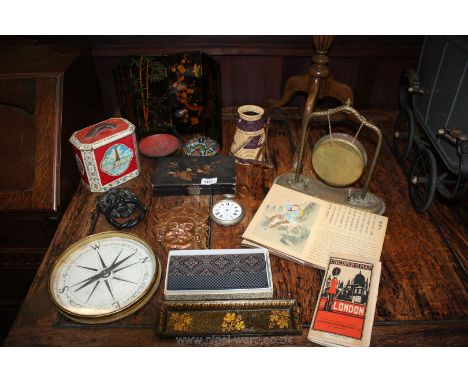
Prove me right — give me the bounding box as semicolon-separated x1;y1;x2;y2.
303;202;388;269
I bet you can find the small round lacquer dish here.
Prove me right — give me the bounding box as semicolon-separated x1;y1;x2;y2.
138;134;180;158
49;232;161;324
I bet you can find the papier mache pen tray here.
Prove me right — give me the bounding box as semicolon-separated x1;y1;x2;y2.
152;155;236;196
164;248;273;300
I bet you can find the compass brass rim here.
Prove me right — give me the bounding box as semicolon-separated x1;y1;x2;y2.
210;199;245;226
48;231;162;324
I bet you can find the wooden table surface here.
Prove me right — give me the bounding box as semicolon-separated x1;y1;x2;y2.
4;108;467;346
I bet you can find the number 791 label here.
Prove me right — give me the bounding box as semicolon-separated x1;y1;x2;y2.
201;177;218;185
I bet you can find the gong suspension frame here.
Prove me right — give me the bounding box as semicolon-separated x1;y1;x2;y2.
294;100;383;198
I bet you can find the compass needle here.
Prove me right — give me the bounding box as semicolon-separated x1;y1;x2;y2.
108;251;137;272
86;281;100;303
70;269;103;288
113;276;137;284
104;279;115;301
113;261;140;274
76;265;99;272
98;253;107;269
110;249;124;267
74;277;100;293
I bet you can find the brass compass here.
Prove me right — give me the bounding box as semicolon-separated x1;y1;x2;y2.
49;232;161;324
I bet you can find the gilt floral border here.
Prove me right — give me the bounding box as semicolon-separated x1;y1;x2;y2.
159;299;302;337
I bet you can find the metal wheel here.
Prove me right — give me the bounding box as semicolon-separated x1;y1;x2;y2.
393;106;415;163
409;148;437;213
436;171;468;200
398;71;411;111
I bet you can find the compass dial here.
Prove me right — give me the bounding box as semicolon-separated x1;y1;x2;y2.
49;232;161;324
210;199;244;226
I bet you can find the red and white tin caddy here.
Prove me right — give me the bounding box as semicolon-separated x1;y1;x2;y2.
69;118;140;192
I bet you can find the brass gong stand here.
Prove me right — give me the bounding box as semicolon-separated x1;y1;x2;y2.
275;100;386;214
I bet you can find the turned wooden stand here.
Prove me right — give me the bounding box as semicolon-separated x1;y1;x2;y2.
268;36;353;114
267;35;354;180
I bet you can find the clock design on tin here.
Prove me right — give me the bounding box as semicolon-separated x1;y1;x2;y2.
49;232;161;324
210;195;245;226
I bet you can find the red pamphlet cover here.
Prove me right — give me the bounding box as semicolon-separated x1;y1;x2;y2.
308;253;381;346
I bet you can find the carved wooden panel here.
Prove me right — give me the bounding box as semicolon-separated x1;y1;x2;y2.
0;77;36;192
0;213;55;248
0;74;62;212
0;104;35;191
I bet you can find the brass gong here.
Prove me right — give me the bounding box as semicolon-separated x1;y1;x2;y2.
275;100;386;215
312;133;368;187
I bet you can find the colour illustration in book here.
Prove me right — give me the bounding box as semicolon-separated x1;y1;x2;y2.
253;201;320;252
312;258;373;340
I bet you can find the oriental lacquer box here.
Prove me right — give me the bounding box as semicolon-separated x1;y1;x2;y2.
69;118;140;192
152;155;236;196
164;248;273;300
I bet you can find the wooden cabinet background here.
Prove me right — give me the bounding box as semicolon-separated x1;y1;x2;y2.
0;75;62;212
0;45;104;342
0;36;423;115
85;35;423;115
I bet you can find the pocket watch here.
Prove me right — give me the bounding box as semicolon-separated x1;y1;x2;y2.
210;194;245;226
49;231;161;324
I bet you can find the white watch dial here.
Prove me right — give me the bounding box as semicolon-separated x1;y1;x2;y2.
210;199;244;226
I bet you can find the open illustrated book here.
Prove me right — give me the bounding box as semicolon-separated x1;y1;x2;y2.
242;183;388;346
242;183;388;270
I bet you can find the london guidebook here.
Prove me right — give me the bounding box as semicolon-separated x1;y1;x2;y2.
308;253;381;346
